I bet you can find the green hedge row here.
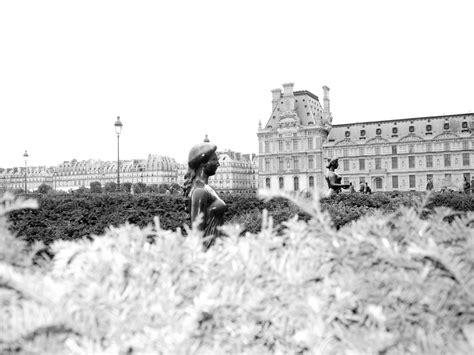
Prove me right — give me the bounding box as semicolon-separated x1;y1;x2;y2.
7;191;473;244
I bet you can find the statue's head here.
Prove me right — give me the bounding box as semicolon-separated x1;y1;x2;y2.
326;158;339;169
188;142;218;171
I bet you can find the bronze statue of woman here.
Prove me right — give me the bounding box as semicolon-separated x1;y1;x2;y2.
325;158;350;196
183;140;227;250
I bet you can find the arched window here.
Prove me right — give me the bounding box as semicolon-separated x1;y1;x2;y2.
294;176;299;191
265;178;270;189
309;176;314;188
279;177;284;189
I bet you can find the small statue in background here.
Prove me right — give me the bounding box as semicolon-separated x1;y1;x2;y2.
426;178;434;191
325;158;350;196
183;138;227;250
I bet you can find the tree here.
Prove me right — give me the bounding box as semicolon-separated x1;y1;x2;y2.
90;181;102;193
157;183;170;194
36;183;53;194
104;182;117;193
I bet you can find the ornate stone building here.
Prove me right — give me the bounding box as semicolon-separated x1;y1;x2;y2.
325;113;473;192
258;83;474;192
257;83;333;192
209;150;257;193
0;155;179;192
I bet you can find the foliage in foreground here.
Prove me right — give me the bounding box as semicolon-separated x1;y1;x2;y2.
1;192;474;354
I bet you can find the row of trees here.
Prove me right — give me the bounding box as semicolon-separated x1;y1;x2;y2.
33;181;184;195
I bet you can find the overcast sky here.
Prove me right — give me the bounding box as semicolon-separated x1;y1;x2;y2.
1;0;472;168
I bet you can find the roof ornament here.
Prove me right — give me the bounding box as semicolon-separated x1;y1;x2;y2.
204;134;210;143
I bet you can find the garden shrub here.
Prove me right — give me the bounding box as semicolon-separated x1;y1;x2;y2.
6;191;473;244
1;192;473;353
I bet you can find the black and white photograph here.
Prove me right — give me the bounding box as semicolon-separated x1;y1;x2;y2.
1;0;473;354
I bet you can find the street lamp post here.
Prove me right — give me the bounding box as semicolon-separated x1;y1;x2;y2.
114;116;123;191
23;150;29;193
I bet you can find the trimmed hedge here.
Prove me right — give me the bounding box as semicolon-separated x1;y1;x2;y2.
7;191;474;244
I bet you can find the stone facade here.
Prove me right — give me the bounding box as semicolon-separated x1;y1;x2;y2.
258;83;474;192
325;113;474;192
257;83;332;192
0;155;179;192
209;150;257;193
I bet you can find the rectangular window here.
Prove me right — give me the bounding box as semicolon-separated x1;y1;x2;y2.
392;145;397;154
392;176;398;189
375;146;381;155
426;155;433;168
444;154;451;167
343;177;349;185
408;145;414;153
464;172;471;183
409;156;415;168
359;158;365;170
444;142;450;151
409;175;416;188
375;157;382;170
463;153;470;166
279;158;284;171
445;173;452;182
343;148;349;157
308;155;314;169
359;147;365;156
265;141;270;153
359;177;366;184
391;157;398;169
343;159;350;171
293;157;299;170
293;140;298;151
462;141;469;150
307;137;313;150
426;143;432;152
279;140;283;152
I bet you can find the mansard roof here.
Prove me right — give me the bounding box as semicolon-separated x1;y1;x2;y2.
331;112;473;127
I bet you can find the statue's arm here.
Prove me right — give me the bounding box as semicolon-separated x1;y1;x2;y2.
328;173;349;189
190;187;209;230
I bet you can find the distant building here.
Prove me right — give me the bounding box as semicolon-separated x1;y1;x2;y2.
258;83;474;192
209;150;257;193
0;155;179;192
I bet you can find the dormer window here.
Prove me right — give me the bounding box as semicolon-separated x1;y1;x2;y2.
409;126;415;133
392;127;398;134
376;128;382;135
426;124;432;131
444;123;450;130
462;121;468;128
345;131;350;137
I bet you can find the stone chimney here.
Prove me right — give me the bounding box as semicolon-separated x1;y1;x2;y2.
282;82;294;97
322;85;333;124
271;88;282;110
322;86;330;113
